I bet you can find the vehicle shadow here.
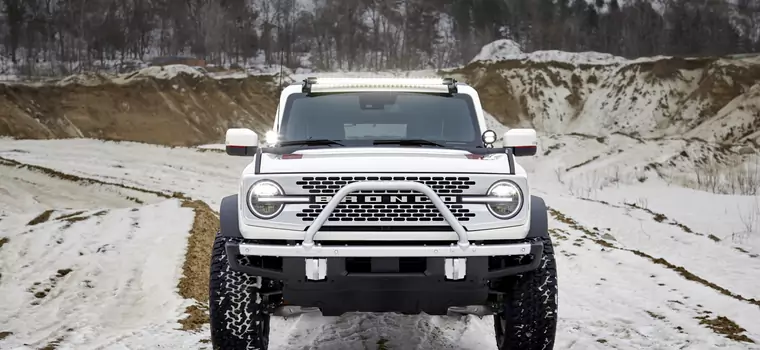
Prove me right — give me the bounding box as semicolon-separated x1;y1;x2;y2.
269;311;496;350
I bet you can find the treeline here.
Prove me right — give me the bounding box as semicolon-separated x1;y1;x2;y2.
1;0;758;76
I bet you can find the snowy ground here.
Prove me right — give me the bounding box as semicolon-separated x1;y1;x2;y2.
0;134;758;350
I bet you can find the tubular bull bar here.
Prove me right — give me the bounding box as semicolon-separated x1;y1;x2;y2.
235;181;536;280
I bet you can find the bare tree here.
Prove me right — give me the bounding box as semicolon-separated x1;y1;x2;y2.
0;0;757;77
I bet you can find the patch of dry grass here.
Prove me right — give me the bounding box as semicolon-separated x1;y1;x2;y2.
548;208;599;238
696;315;754;343
646;310;666;320
28;269;73;301
565;155;601;172
62;216;89;224
39;336;64;350
630;250;760;308
125;196;144;204
176;199;220;330
28;210;55;226
196;148;224;154
623;202;706;237
54;211;85;221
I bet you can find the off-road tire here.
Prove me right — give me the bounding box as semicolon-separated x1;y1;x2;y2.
209;232;271;350
492;236;558;350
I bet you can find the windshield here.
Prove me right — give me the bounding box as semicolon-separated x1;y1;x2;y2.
278;92;481;147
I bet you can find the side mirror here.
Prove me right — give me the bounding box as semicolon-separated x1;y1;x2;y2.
503;128;537;157
225;128;259;156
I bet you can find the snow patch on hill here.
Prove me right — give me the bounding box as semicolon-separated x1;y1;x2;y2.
469;39;627;65
469;39;523;63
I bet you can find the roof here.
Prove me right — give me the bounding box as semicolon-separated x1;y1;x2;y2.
294;77;465;94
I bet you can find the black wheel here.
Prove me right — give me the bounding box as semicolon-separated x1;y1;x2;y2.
492;236;558;350
209;232;272;350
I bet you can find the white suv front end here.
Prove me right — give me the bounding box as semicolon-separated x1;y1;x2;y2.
209;77;558;350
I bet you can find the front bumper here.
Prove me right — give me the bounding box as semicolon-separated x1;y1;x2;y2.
232;181;543;281
227;239;544;280
238;224;532;241
225;240;544;316
237;241;532;257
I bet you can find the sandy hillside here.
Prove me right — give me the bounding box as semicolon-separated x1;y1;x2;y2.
449;55;760;145
2;53;759;151
0;66;279;146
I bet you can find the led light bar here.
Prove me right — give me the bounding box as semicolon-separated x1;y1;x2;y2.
302;77;459;94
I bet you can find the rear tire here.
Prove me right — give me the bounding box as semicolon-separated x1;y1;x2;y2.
492;236;558;350
209;232;271;350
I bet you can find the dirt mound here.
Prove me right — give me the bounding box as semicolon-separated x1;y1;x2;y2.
4;56;760;147
0;73;279;146
451;55;760;144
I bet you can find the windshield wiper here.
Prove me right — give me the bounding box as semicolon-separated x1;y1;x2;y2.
278;139;345;147
373;139;446;147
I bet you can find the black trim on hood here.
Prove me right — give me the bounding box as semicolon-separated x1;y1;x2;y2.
253;146;517;176
260;145;511;155
254;147;262;174
250;170;515;175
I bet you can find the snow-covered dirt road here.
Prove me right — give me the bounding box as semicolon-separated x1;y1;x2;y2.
0;137;758;350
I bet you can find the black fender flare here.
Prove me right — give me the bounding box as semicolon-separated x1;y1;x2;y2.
526;195;548;239
485;195;549;278
220;194;243;238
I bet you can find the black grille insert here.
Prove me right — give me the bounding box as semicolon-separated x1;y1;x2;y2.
297;202;475;222
296;176;476;195
295;176;478;222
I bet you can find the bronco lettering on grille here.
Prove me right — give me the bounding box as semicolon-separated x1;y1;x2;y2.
314;195;460;204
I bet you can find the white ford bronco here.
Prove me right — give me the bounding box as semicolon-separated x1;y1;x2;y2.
210;77;557;349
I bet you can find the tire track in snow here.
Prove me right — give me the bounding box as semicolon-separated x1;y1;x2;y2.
548;205;760;308
550;197;760;309
0;155;177;200
549;207;759;346
0;155;218;337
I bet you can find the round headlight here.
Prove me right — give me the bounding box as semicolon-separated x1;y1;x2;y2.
247;180;284;219
486;181;523;219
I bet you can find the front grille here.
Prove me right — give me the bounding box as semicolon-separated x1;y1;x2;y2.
296;202;475;222
296;176;475;194
294;176;479;223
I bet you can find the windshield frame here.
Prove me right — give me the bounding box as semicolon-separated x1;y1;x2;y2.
276;91;484;149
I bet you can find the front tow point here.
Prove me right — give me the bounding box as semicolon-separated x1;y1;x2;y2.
305;258;327;281
444;258;467;280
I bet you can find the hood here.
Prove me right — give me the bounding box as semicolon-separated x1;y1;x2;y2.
252;147;520;174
